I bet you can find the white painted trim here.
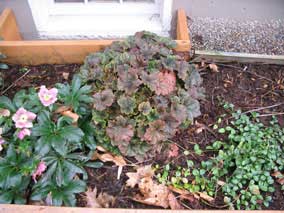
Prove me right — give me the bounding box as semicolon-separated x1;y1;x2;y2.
160;0;173;31
49;2;160;16
27;0;172;39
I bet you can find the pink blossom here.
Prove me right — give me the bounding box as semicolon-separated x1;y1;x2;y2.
12;107;36;128
155;71;176;96
38;85;58;106
32;161;47;182
17;128;31;140
0;108;10;117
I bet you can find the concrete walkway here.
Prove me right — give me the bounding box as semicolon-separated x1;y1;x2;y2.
173;0;284;55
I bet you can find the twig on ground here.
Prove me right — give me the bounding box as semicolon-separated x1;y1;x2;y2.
241;102;284;115
1;69;31;95
216;63;274;83
256;112;284;118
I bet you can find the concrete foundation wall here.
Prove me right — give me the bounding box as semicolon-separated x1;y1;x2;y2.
172;0;284;20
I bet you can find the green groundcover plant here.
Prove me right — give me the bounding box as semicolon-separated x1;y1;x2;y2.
80;31;204;160
156;107;284;210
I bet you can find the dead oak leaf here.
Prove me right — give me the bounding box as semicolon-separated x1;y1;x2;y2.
126;165;183;209
168;143;179;158
209;63;219;72
84;187;115;208
126;165;154;188
168;192;184;209
92;149;126;180
92;151;126;167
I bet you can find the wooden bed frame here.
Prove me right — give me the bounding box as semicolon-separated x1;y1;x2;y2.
0;8;190;65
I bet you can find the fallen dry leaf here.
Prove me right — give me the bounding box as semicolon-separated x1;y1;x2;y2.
62;72;70;80
55;105;71;113
127;165;183;209
84;187;115;208
134;178;170;208
92;152;126;167
168;186;199;202
126;165;154;188
96;146;107;152
272;171;284;185
168;192;184;209
168;143;179;158
93;148;126;180
197;192;214;203
195;121;206;134
62;110;79;123
217;180;226;186
209;63;219;72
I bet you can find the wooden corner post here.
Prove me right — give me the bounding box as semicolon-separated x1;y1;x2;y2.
0;8;22;41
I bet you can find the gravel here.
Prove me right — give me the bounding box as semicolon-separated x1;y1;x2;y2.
188;17;284;55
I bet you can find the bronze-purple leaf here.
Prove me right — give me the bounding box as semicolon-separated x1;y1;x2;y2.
106;116;134;144
140;71;159;92
117;68;142;95
144;120;167;144
155;71;176;96
93;89;115;111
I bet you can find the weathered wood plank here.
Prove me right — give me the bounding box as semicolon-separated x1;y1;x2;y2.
0;8;22;41
176;9;190;41
193;50;284;65
1;204;283;213
0;40;190;65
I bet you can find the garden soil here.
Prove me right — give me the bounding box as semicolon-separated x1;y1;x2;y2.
0;62;283;209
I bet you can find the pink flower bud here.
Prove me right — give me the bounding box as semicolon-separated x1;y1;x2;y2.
17;128;31;140
32;161;47;182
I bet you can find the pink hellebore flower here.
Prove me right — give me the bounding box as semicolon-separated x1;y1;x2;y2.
12;107;36;129
32;161;47;182
38;85;58;107
17;128;31;140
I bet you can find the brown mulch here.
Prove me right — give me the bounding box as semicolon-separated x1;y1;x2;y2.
1;62;284;209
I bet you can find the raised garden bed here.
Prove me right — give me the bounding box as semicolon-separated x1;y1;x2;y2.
0;7;284;213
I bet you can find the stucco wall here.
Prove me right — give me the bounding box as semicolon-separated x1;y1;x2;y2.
0;0;38;39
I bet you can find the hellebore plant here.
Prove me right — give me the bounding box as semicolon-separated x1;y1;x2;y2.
80;31;204;159
0;74;100;206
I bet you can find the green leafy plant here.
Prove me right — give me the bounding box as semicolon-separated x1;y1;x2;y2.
56;74;93;115
0;75;102;206
80;31;204;159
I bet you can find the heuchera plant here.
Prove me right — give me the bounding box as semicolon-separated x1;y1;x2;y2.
0;75;101;206
80;31;204;159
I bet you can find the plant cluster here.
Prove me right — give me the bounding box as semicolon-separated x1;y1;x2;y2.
156;108;284;210
80;31;204;159
0;75;102;206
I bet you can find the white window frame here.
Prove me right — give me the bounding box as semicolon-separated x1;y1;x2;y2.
28;0;173;39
